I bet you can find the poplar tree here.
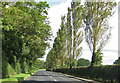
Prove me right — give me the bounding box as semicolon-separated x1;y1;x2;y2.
46;16;67;69
71;1;83;67
83;0;117;67
66;7;73;68
59;16;67;67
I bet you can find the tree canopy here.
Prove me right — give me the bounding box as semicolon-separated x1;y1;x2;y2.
1;1;51;78
77;58;91;66
83;1;116;67
46;1;117;70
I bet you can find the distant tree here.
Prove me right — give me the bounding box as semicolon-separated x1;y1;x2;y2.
34;59;45;69
46;48;56;70
113;57;120;65
39;61;45;69
77;58;90;66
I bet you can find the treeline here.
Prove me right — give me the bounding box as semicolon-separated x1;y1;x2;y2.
46;1;117;70
1;1;51;78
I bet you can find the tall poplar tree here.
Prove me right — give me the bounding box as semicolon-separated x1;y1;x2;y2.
66;7;73;68
46;16;67;69
71;1;83;67
83;0;117;67
59;16;67;67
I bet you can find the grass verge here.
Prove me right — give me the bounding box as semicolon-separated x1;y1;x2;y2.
39;69;46;70
0;70;39;83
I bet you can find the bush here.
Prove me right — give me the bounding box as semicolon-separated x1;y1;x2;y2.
53;65;120;83
8;63;15;76
2;57;9;78
21;58;28;73
2;59;15;78
2;56;15;78
13;56;21;74
15;61;21;74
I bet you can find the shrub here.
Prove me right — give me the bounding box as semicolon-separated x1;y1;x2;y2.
2;55;15;78
15;61;21;74
53;65;120;82
2;56;9;78
8;63;15;76
21;58;28;73
13;56;21;74
2;59;15;78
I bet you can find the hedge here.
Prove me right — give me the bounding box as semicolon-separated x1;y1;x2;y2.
53;65;120;83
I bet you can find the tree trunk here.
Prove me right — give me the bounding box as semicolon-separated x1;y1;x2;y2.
70;63;72;75
91;52;96;67
90;36;96;67
70;63;72;69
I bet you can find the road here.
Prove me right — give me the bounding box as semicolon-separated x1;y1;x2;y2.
22;70;88;83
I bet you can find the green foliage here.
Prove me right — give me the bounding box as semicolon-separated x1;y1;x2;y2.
46;2;83;70
2;56;15;78
21;58;28;73
77;58;90;66
72;60;77;67
46;15;67;69
53;65;120;82
0;73;32;82
13;56;21;74
2;56;9;78
114;57;120;65
64;58;70;67
1;1;51;78
15;61;21;74
46;49;56;70
83;1;117;67
71;2;83;68
39;61;45;69
95;49;103;66
8;63;15;77
34;59;45;69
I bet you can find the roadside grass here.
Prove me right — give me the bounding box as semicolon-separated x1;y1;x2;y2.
0;70;39;83
39;69;46;70
0;73;30;83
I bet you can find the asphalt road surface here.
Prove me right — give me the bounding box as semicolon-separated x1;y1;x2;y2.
22;70;88;83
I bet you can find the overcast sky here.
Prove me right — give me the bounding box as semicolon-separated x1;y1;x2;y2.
37;0;119;65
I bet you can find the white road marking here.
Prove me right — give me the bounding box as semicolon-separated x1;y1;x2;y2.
54;79;57;81
49;76;57;81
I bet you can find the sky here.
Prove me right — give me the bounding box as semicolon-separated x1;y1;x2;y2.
37;0;119;65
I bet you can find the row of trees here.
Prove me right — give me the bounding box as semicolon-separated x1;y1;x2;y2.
1;1;51;78
46;0;116;70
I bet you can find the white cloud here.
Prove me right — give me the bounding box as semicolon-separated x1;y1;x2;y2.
48;0;71;38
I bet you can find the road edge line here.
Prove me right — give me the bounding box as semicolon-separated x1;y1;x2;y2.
51;71;101;83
